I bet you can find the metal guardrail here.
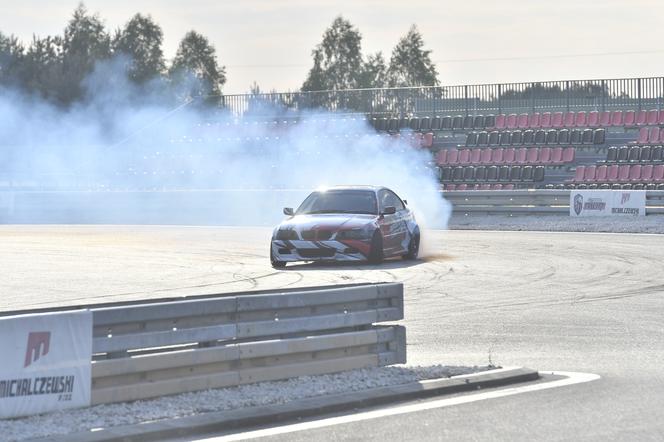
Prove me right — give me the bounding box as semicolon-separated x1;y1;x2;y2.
87;283;405;405
445;190;664;215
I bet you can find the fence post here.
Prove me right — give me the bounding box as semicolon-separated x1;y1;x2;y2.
464;85;469;116
566;81;570;111
497;84;502;114
637;78;642;111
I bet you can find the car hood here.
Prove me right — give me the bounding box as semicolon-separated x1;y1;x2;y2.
279;214;377;232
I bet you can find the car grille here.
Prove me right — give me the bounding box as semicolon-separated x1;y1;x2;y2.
301;230;333;241
298;248;336;258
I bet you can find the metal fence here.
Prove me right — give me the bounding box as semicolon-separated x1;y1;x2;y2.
221;77;664;118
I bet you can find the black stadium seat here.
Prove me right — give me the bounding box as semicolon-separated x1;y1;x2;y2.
593;129;606;144
499;166;510;181
466;132;478;147
509;166;522;181
452;167;464;181
521;165;533;181
640;145;652;162
499;131;511;146
441;116;452;130
475;166;487;181
510;130;523;145
473;115;485;129
546;130;558;144
569;129;581;144
523;130;535;144
431;116;442;130
462;115;473;129
488;131;500;146
477;131;489;146
399;117;410;129
487;166;498;181
409;117;421;131
582;129;594;144
388;118;399;132
452;116;463;130
628;146;640;162
533;166;545;182
617;145;629;162
606;146;618;163
440;167;452;181
420;117;431;131
651;145;663;162
463;166;475;181
484;114;496;128
558;129;570;144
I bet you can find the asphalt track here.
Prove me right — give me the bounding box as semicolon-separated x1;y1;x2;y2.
1;226;663;440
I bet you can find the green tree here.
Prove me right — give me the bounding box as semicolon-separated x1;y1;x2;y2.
113;13;165;84
302;16;363;91
168;30;226;104
61;3;112;103
0;32;25;87
387;25;439;87
358;52;387;89
23;35;65;99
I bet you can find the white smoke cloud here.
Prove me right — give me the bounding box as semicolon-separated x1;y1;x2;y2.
0;57;451;231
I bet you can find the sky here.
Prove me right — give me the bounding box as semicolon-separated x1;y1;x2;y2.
1;0;663;94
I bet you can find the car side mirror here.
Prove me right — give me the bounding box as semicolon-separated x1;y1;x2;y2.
403;199;408;205
283;207;294;216
382;206;396;215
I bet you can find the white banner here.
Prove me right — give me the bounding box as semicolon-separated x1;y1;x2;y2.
570;190;646;217
0;310;92;419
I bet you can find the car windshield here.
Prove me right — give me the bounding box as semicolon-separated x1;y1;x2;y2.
296;190;378;215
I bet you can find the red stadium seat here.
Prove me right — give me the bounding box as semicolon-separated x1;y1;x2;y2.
636;127;649;144
422;132;434;148
503;183;515;190
445;184;456;191
459;149;471;164
492;183;503;190
503;147;516;164
491;148;504;164
575;111;587;127
649;127;661;144
563;112;576;128
551;147;563;164
551;112;564;128
447;149;459;165
539;147;552;164
494;114;506;129
653;165;664;182
470;149;482;164
659;111;664;125
526;148;539;164
598;111;611;127
517;113;529;129
528;113;540;128
647;109;659;125
562;147;575;163
629;165;642;181
595;165;608;182
436;149;448;165
618;164;631;181
506;114;518;129
641;165;653;182
457;184;468;191
635;110;647;126
540;112;552;128
611;111;623;126
515;147;528;164
480;183;491;190
480;148;493;164
624;110;636;126
587;111;599;127
584;165;596;182
607;165;620;182
572;166;585;182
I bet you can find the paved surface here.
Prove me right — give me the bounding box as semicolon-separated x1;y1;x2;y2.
2;226;664;440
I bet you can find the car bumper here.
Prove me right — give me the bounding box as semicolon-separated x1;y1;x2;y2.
271;239;369;262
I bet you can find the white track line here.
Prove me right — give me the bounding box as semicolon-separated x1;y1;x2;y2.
198;371;599;441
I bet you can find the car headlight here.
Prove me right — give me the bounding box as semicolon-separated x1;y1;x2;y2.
337;228;371;240
275;229;298;240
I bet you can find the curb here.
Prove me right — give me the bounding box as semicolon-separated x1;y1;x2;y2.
40;367;539;442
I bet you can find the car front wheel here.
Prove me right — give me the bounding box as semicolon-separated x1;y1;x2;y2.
402;229;420;260
270;246;286;268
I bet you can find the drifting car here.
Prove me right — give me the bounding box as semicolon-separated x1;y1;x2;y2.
270;185;420;267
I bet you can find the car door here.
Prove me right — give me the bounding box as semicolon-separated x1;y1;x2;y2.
378;189;408;255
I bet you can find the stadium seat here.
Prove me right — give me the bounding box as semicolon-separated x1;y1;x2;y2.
452;116;463;130
452;167;464;181
441;116;452;130
617;145;630;162
539;147;552;164
659;111;664;126
494;114;506;129
484;115;496;128
582;129;594;144
474;115;486;129
640;145;652;162
611;111;624;126
624;110;636;127
636;127;649;144
587;111;599;128
629;165;642;181
509;166;522;181
572;166;586;182
506;114;518;129
649;127;661;144
487;166;499;181
635;110;648;126
528;113;541;128
477;131;489;146
431;116;442;131
551;147;563;164
440;167;453;181
503;147;516;164
551;112;563;128
408;117;420;131
516;147;528;164
420;117;431;131
480;148;493;165
399;117;410;129
618;164;631;181
584;165;596;182
599;111;611;127
647;109;659;125
470;149;482;164
562;147;575;163
459;149;471;165
575;111;587;127
533;166;545;182
491;148;505;164
444;183;455;191
540;112;552;128
488;131;500;146
558;129;570;144
463;166;475;181
526;148;539;164
503;183;515;190
607;165;620;182
499;166;510;181
522;166;534;181
475;166;487;181
563;112;576;128
466;132;479;146
511;130;523;145
479;183;491;190
534;130;546;144
653;165;664;182
463;115;474;130
388;118;399;132
606;146;618;163
595;165;608;182
523;130;535;144
570;129;581;145
517;113;529;129
641;164;653;182
499;132;511;146
546;130;558;144
492;183;503;190
628;146;641;162
422;132;434;148
651;145;663;162
436;149;448;165
446;149;459;165
457;184;468;190
593;129;606;144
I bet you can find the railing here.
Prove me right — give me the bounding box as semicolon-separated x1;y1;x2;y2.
222;77;664;117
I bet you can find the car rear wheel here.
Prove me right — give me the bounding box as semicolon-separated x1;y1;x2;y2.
270;246;286;268
368;230;384;264
402;229;420;260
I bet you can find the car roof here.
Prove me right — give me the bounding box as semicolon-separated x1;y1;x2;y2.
318;185;386;193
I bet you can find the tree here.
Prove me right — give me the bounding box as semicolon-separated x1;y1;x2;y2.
23;35;65;100
302;16;363;91
387;25;439;87
113;13;165;84
168;30;226;104
0;32;25;88
61;3;112;103
358;52;387;89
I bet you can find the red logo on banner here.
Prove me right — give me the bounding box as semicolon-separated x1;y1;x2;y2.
24;331;51;367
